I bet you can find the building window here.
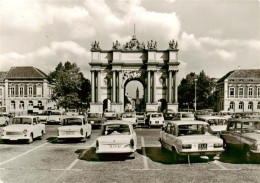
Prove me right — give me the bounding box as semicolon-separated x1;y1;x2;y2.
248;101;253;110
28;86;33;96
10;87;15;96
249;79;253;82
239;79;244;82
0;89;2;96
11;101;15;110
19;87;24;96
239;101;244;110
19;101;24;109
229;79;234;82
0;101;2;106
38;101;42;107
239;87;244;98
28;101;33;106
36;85;42;97
229;87;235;97
248;87;253;97
258;87;260;97
229;102;234;110
258;102;260;109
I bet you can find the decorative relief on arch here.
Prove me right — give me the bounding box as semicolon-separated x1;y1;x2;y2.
103;70;112;87
121;70;145;88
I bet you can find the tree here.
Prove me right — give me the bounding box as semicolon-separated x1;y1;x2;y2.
178;71;216;111
48;61;91;110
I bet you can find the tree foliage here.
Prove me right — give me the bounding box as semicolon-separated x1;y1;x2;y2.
178;71;217;111
48;61;91;110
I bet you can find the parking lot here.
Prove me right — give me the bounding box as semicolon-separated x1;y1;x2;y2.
0;124;260;183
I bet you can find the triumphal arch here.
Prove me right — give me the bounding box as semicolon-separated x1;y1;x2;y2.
89;35;180;114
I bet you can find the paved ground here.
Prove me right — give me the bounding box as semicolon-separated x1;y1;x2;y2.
0;124;260;183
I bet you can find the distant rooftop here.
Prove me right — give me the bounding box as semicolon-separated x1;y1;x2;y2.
217;69;260;83
6;66;47;79
0;72;8;82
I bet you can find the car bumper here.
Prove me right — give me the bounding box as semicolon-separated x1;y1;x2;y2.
2;136;30;141
149;123;164;127
58;135;84;139
96;148;136;154
178;149;224;156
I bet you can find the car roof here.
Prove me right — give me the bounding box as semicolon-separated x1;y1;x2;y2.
229;118;260;122
62;115;84;119
14;116;35;119
167;120;208;125
103;120;132;125
198;116;227;120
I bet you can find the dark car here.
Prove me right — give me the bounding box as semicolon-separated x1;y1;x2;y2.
87;112;107;128
220;118;260;163
163;109;176;120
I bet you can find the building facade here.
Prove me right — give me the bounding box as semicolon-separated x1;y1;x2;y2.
216;69;260;112
0;66;55;115
89;35;180;114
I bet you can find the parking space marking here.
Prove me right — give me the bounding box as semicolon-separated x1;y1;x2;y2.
141;136;149;170
0;142;48;167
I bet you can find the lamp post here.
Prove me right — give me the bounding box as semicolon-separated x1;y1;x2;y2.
194;79;197;112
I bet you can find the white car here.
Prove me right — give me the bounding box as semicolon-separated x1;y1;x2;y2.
47;110;65;124
121;113;137;127
58;116;92;141
96;121;137;155
66;109;79;116
197;115;227;136
0;115;9;126
177;112;195;121
148;113;164;127
160;120;224;161
103;109;117;120
1;116;45;144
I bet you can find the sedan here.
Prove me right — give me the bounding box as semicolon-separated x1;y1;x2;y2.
96;121;137;155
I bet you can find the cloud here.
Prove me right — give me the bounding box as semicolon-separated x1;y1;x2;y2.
210;49;236;61
179;32;202;51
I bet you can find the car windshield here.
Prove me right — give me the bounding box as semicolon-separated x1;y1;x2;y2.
208;119;227;126
182;113;194;118
88;113;102;118
51;112;61;115
151;114;162;118
62;118;82;126
12;118;32;125
242;121;260;133
178;124;208;136
102;124;130;135
122;114;135;118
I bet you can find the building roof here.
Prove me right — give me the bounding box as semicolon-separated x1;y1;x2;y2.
217;69;260;83
0;72;8;82
6;66;48;79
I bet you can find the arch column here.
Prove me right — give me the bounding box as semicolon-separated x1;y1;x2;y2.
168;71;172;103
91;71;95;102
112;71;116;103
147;71;151;103
173;71;178;103
97;71;101;102
118;71;123;103
153;71;157;103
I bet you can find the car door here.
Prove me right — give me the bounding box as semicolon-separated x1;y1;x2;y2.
225;121;242;150
166;124;178;151
163;123;172;150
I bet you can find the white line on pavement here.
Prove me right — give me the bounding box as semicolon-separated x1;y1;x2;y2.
210;169;242;171
130;169;162;171
0;142;48;167
141;136;149;170
213;160;228;170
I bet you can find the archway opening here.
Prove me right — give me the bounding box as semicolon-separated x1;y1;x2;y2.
103;99;111;112
124;79;145;112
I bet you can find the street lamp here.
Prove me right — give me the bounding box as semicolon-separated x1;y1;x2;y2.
194;79;197;112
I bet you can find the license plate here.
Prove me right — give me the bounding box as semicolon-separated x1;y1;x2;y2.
110;145;121;148
66;131;75;135
10;138;18;141
90;121;94;124
198;143;207;150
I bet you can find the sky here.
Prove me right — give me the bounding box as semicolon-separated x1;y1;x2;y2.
0;0;259;98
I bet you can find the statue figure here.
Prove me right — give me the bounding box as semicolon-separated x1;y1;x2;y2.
169;39;178;49
154;41;157;49
112;40;121;50
91;40;101;51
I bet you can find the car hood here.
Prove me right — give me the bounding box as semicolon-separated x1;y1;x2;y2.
178;134;222;143
97;135;132;144
210;125;227;132
3;124;32;131
58;126;82;131
242;132;260;142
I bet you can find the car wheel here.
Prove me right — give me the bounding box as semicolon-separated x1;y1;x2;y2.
38;131;44;140
208;155;215;161
172;147;180;162
27;134;33;144
243;146;254;163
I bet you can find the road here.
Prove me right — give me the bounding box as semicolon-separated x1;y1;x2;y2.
0;125;260;183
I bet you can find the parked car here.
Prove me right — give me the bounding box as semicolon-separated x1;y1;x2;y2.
0;115;9;126
103;109;117;120
163;109;176;120
34;111;49;123
220;118;260;162
66;109;79;116
121;113;137;127
147;113;164;127
159;120;224;161
219;110;233;120
176;112;195;121
87;112;107;128
57;116;91;142
197;115;227;136
96;121;137;155
47;110;65;124
1;116;45;144
136;112;145;125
